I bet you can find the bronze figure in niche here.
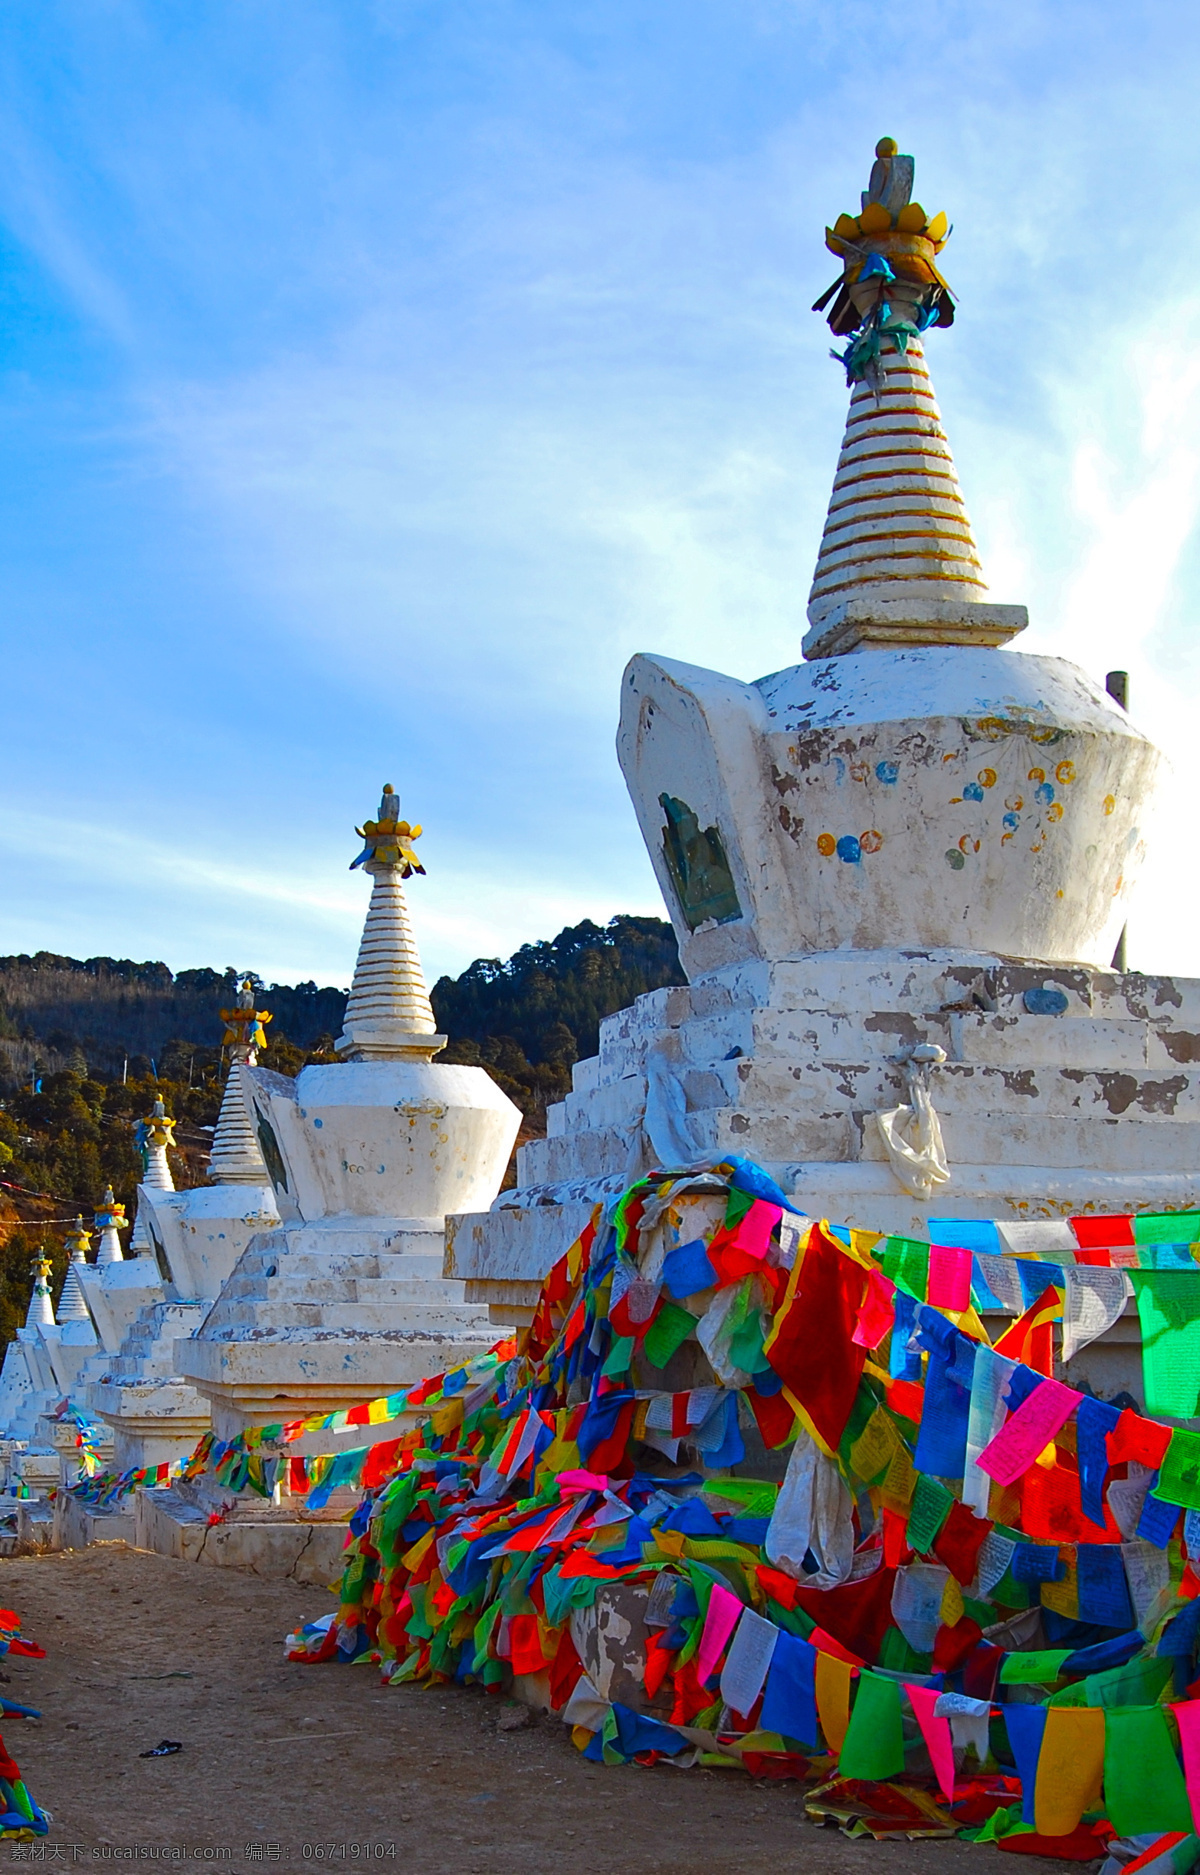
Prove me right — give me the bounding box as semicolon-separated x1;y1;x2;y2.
659;794;742;932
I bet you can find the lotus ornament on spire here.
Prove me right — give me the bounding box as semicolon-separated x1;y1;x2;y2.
816;137;954;393
350;783;426;878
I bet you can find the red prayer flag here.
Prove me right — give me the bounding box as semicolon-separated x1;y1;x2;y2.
508;1613;549;1677
993;1284;1061;1375
548;1626;585;1710
792;1564;897;1660
933;1497;992;1585
1072;1214;1135;1249
745;1385;798;1450
763;1223;868;1451
1106;1406;1173;1470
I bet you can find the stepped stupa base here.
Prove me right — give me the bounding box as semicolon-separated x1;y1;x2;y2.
133;1485;350;1579
83;1299;210;1471
175;1218;498;1441
451;950;1200;1327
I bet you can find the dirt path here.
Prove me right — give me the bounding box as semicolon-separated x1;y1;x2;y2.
0;1546;1072;1875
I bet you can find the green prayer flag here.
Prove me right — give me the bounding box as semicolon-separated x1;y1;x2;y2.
1046;1679;1089;1707
969;1803;1030;1844
724;1186;755;1229
998;1649;1072;1684
1134;1212;1200;1245
877;1625;930;1674
880;1237;931;1302
644;1301;696;1367
1130;1271;1200;1419
837;1670;906;1779
1103;1706;1194;1836
728;1307;767;1375
601;1335;635;1378
1085;1654;1173;1709
906;1472;953;1555
1159;1428;1200;1513
703;1478;779;1518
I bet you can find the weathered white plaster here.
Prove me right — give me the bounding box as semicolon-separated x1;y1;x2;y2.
617;648;1161;980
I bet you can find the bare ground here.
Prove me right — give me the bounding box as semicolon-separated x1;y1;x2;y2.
0;1546;1075;1875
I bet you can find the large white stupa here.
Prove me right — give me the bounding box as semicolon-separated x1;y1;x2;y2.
448;138;1194;1330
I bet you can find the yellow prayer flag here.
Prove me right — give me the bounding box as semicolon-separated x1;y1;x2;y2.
880;1441;918;1512
430;1399;464;1437
940;1574;966;1628
850;1404;901;1484
401;1528;436;1573
815;1653;853;1756
1040;1548;1080;1622
1034;1706;1105;1837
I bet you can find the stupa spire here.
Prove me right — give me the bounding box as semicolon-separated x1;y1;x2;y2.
209;978;272;1183
336;783;445;1062
26;1251;54;1329
56;1220;92;1322
93;1186;128;1265
804;137;1027;660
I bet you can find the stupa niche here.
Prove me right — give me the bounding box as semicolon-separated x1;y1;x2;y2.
448;139;1191;1353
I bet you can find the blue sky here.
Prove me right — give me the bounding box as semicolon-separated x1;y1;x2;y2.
1;0;1199;989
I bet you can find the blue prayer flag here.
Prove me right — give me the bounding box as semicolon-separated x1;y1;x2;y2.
1076;1546;1135;1630
759;1630;819;1748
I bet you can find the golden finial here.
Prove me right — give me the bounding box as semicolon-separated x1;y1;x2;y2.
815;138;954;392
350;782;426;879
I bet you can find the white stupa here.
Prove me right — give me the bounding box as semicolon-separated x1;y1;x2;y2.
26;1252;54;1330
93;1188;127;1266
128;1100;175;1252
56;1220;92;1322
86;985;280;1473
136;981;280;1298
77;1118;172;1357
0;1251;75;1457
175;783;521;1442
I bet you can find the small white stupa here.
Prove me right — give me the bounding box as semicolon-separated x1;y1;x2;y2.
93;1189;127;1266
176;783;522;1442
0;1252;69;1453
55;1220;92;1322
33;1220;101;1436
137;982;280;1299
77;1144;168;1357
128;1101;176;1251
88;983;281;1472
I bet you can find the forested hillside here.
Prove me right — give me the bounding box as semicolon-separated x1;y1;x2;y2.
0;916;683;1338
